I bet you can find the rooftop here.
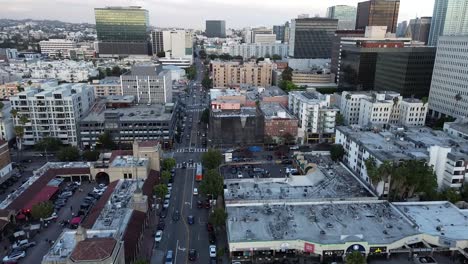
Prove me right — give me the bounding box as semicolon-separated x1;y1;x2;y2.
226;200;419;244
110;155;148;168
394;202;468;241
212;107;258;118
70;237;117;262
81;103;175;122
260;102;295;119
93;77;121;85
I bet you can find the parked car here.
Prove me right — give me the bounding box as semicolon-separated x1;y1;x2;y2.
172;210;180;221
2;250;25;262
159;209;167;218
18;241;36;250
207;223;214;233
163;199;170;209
155;230;163;242
165;250;173;264
43;212;58;222
187;215;195;225
188;249;198;261
237;172;243;178
197;201;203;208
209;233;216;244
193;188;198;195
209;245;216;258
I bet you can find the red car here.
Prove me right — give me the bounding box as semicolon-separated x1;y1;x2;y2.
204;200;211;209
206;223;214;233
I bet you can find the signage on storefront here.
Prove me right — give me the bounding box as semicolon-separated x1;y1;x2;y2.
304;243;315;253
323;250;344;256
369;247;387;254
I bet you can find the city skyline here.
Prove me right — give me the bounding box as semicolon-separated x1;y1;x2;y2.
1;0;434;29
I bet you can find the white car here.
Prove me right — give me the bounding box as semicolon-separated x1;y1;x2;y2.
3;250;26;262
193;188;198;195
209;245;216;258
167;183;173;192
237;172;243;178
163;199;170;208
165;190;171;199
155;230;163;242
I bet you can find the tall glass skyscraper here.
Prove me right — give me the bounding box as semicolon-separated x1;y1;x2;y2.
327;5;357;30
356;0;400;33
428;0;468;46
94;6;150;57
289;18;338;58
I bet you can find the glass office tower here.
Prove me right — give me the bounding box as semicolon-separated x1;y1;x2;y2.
327;5;357;30
356;0;400;33
94;6;150;57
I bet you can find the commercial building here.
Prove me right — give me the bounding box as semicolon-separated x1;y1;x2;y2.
244;27;274;44
92;77;122;97
327;5;357;30
337;33;435;97
94;6;150;57
225;43;289;60
406;17;432;44
208;107;264;147
212;60;274;88
210;86;289;110
151;29;193;63
260;102;298;143
336;125;468;192
291;70;335;87
356;0;400;33
206;20;226;38
273;25;286;42
39;39;77;57
428;36;468;119
340;91;428;127
9;83;95;146
288;91;338;144
120;65;172;104
428;0;468;46
254;34;277;44
330;30;366;75
289;18;338;59
79;96;178;149
396;20;408;37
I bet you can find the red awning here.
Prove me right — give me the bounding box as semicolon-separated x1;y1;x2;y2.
70;217;81;225
23;186;59;212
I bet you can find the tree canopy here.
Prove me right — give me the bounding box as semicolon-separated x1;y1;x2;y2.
271;54;282;61
209;208;228;228
281;67;293;81
82;150;100;161
97;131;116;150
31;201;54;220
185;65;197;80
162;158;176;171
161;170;172;183
202;149;223;170
336;113;345;126
202;72;212;89
279;80;298;92
58;146;80;162
200;108;210;124
199;169;224;198
35;137;63;152
153;184;168;199
345;251;366;264
330;144;345;162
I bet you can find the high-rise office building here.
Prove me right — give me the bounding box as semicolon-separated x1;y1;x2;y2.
273;25;285;42
94;6;150;57
406;17;432;44
356;0;400;33
428;0;468;46
428;36;468;118
327;5;357;30
396;21;408;37
150;31;164;55
288;18;338;59
205;20;226;38
151;30;193;62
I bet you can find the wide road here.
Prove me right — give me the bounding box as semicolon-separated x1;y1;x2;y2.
153;57;212;264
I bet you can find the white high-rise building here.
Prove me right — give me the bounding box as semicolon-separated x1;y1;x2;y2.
288;91;337;144
428;35;468;118
9;83;95;146
226;43;289;59
39;39;77;57
428;0;468;46
150;29;193;63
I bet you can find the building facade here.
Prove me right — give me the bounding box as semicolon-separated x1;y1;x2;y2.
406;17;432;44
289;18;338;59
226;43;289;59
330;30;366;75
428;0;468;46
120;65;172;104
206;20;226;38
254;34;277;44
273;25;286;42
288;91;338;144
9;84;95;146
212;60;274;88
92;77;122;97
151;30;193;62
260;102;298;143
39;39;77;57
428;36;468;118
356;0;400;33
150;30;164;55
327;5;357;30
94;6;150;57
0;102;14;142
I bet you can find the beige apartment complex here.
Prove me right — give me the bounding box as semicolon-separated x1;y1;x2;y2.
212;59;274;87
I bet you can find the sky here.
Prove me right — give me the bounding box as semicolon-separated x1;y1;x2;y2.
0;0;435;29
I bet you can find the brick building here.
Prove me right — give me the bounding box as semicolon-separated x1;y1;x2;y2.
260;103;298;143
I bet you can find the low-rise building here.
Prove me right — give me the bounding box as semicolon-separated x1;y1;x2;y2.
289;91;337;144
291;70;335;87
260;102;298;143
92;77;122;97
212;59;274;88
39;39;77;57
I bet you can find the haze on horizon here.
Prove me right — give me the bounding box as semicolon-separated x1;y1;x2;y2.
0;0;434;29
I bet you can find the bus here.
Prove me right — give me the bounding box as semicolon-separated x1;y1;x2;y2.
196;164;203;181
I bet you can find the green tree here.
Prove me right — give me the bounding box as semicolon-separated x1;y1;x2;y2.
461;185;468;202
133;260;149;264
200;108;210;124
16;85;24;92
279;80;298;92
161;170;172;183
208;54;219;60
153;184;168;200
202;73;212;89
111;66;121;76
198;49;207;59
105;67;112;77
282;133;295;145
31;201;54;220
202;149;223;170
156;51;166;58
199;169;224;197
185;65;197;80
336;113;345;126
97;131;116;150
330;144;345;162
233;55;243;60
209;208;228;229
219;53;232;61
271;54;282;61
27;80;32;86
82;150;100;161
162;158;176;171
58;146;80;162
35;137;63;152
281;67;293;81
345;251;366;264
439;188;462;203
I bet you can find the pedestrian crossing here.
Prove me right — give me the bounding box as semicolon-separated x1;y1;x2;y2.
175;162;202;169
185;109;204;113
175;148;208;153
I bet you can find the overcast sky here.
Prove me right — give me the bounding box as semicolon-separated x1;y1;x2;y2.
0;0;434;29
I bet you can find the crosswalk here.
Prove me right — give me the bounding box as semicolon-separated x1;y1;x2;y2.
185;109;204;113
175;148;208;153
175;162;202;169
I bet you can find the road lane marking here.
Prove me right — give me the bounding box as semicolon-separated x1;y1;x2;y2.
175;240;179;264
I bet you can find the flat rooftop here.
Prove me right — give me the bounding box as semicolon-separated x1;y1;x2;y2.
224;161;374;203
394;201;468;241
227;200;419;244
260;102;295;119
94;77;121;85
81;103;175;122
212;107;257;118
110;155;148;168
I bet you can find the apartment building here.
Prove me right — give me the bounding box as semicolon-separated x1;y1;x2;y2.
226;43;289;59
340;91;427;127
212;60;274;88
0;102;14;142
39;39;78;57
254;34;277;44
9;83;95;146
92;77;122;97
260;102;298;143
288;91;337;144
151;30;193;62
291;71;335;86
120;65;172;104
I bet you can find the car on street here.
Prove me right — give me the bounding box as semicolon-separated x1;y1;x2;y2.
172;210;180;221
193;188;198;195
197;201;203;208
204;200;211;209
155;230;163;242
207;223;214;233
163;199;170;208
165;250;173;264
237;172;243;178
3;250;25;262
187;215;195;225
188;249;198;261
209;245;217;258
